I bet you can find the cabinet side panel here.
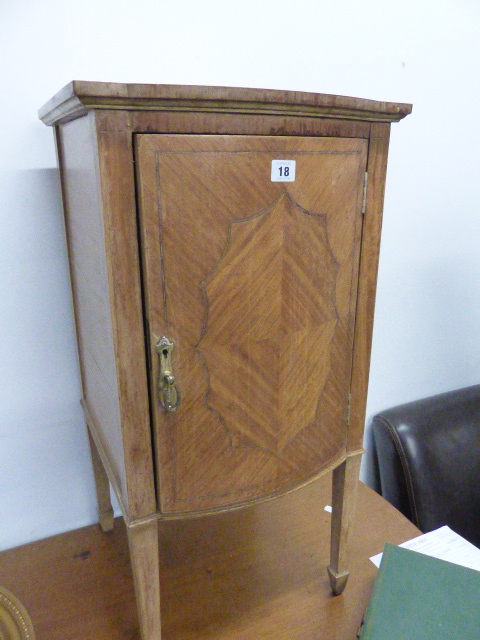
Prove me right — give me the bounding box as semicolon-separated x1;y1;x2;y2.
57;114;129;510
94;112;156;519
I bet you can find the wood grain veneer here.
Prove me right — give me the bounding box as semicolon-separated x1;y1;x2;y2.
39;82;411;640
135;134;367;514
39;81;412;126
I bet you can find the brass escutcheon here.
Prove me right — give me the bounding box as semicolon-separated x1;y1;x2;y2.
155;336;180;413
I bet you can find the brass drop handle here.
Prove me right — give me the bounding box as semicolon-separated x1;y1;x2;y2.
155;336;180;413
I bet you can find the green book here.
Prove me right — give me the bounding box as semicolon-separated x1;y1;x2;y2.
359;543;480;639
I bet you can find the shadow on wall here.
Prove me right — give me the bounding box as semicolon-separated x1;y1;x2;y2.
362;424;381;492
1;166;81;428
0;167;111;549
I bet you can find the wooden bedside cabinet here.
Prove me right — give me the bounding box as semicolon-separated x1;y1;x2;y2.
39;83;411;640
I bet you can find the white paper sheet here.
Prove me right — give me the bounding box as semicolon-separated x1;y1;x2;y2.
370;526;480;571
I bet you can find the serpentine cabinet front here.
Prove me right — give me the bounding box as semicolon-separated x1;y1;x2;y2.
135;134;367;514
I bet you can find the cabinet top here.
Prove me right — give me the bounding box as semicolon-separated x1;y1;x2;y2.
39;81;412;127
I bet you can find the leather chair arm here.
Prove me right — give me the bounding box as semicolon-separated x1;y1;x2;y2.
372;385;480;546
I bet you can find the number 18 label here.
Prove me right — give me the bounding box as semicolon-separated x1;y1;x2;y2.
271;159;296;182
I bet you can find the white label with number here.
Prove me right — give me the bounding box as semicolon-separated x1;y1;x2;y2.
271;159;296;182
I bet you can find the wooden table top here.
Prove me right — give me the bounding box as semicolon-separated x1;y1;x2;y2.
0;476;420;640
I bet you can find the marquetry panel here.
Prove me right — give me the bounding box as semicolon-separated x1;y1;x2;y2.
135;134;368;514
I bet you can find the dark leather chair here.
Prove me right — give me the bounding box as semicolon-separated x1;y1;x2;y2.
372;385;480;547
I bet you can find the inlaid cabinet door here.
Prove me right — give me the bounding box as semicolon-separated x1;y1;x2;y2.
135;135;368;515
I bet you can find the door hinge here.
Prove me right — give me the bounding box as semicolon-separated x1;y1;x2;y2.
361;172;368;215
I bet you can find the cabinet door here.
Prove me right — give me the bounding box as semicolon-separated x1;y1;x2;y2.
135;134;367;515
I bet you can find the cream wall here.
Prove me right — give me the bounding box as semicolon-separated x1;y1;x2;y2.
1;0;479;549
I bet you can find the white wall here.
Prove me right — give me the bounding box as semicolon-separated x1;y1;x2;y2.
1;0;479;550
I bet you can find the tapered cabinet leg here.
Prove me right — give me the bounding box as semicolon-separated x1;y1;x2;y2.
87;430;114;533
327;454;362;595
127;520;162;640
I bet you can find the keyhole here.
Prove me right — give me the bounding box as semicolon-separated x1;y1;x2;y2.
162;349;168;357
